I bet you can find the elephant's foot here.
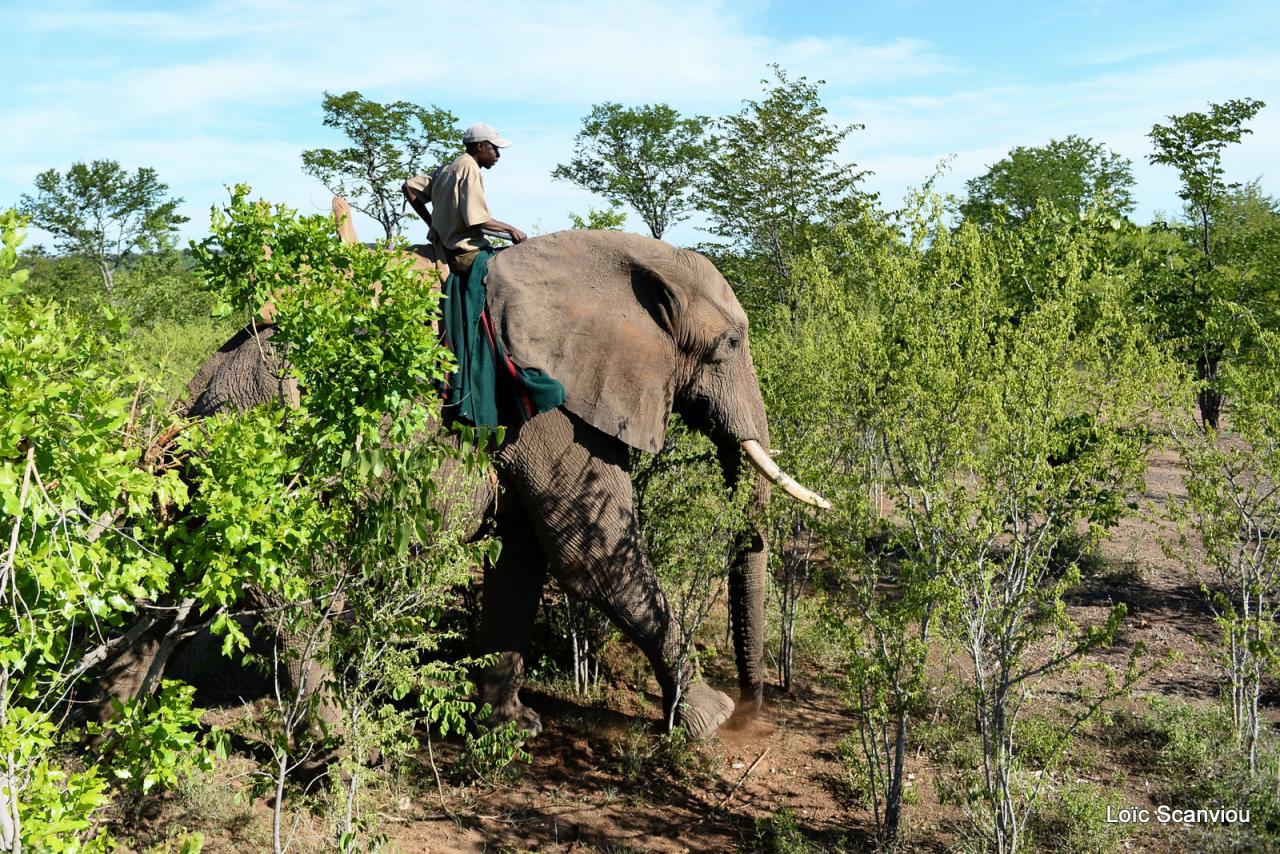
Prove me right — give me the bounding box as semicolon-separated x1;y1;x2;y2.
487;699;543;738
292;747;341;787
479;652;541;737
677;681;735;739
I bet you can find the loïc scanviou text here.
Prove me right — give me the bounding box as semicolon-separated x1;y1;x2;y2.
1105;805;1250;824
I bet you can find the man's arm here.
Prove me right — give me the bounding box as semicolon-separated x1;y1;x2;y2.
475;219;527;244
454;163;526;244
402;177;432;228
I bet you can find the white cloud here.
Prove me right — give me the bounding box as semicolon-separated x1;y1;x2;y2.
5;1;1277;247
20;0;317;42
13;0;953;109
1070;40;1192;67
827;51;1280;221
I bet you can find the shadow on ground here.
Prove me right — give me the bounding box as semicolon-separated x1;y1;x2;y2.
414;682;875;852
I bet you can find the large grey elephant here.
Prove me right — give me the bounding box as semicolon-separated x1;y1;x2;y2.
174;223;826;739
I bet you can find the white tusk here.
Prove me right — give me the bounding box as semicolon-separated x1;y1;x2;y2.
741;440;832;510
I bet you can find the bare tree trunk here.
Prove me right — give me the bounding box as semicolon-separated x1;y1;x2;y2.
776;517;811;693
1;676;19;854
95;256;114;296
0;452;32;854
339;769;359;849
0;765;19;854
1197;348;1223;430
567;597;599;696
569;597;582;695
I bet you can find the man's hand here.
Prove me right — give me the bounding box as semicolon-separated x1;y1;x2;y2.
479;219;527;244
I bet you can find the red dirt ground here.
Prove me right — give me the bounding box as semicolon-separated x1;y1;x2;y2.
131;446;1237;852
377;447;1227;853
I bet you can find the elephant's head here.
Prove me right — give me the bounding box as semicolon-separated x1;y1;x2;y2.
486;231;826;710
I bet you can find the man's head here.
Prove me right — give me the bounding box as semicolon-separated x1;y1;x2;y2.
463;123;511;169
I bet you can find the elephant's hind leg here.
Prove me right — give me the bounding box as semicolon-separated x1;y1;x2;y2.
478;514;548;736
496;410;734;738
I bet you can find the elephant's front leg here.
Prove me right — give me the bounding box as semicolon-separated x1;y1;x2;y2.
496;410;734;738
478;514;548;736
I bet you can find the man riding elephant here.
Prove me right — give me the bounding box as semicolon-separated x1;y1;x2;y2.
403;123;562;429
402;122;527;274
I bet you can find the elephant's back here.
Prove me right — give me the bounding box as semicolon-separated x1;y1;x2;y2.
487;230;668;286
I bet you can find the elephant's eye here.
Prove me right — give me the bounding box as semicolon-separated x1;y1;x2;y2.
706;331;743;363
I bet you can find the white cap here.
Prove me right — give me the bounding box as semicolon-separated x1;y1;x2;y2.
463;123;512;148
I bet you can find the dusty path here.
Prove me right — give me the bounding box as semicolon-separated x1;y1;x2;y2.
386;680;866;853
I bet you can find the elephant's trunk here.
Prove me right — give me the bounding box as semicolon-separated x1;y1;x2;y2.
719;435;828;711
693;344;828;714
716;433;771;711
729;488;769;709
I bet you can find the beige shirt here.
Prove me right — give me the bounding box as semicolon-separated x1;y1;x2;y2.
406;152;492;254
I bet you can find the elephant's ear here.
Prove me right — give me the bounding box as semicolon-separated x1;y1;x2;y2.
485;231;684;453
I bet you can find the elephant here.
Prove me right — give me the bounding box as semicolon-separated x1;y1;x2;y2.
150;209;827;741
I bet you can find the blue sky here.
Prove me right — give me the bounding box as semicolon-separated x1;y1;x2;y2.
4;0;1278;248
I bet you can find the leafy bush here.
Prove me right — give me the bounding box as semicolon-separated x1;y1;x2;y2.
752;806;847;853
20;239;233;420
188;188;498;847
1141;697;1280;849
87;681;224;796
1;189;498;850
609;723;719;787
1025;781;1133;854
1;208;204;850
452;720;530;787
1168;326;1280;774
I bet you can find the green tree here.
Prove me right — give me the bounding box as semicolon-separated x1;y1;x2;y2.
567;202;628;231
300;90;459;242
698;65;871;306
1145;97;1267;428
15;246;101;312
1213;182;1280;335
552;102;706;240
0;209;215;851
961;135;1135;225
754;198;1169;848
18;160;187;294
1150;98;1266;257
873;203;1164;853
1171;327;1280;777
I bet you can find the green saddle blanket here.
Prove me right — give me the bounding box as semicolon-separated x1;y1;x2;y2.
440;249;566;427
